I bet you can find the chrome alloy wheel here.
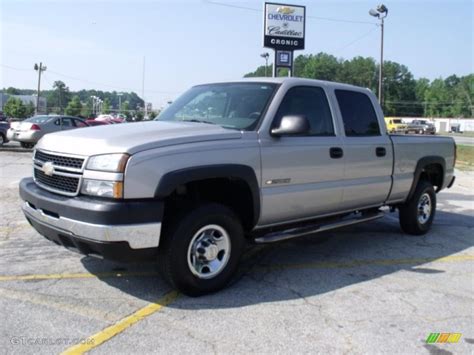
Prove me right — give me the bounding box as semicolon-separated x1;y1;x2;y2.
417;193;432;224
187;224;231;279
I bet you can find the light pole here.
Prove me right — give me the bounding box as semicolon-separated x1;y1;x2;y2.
34;62;47;115
369;4;388;105
260;53;270;77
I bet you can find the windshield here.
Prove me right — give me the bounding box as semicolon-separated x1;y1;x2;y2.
157;83;277;130
393;119;403;124
25;116;53;124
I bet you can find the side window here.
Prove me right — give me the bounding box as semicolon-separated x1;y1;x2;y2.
74;119;88;127
274;86;334;136
335;90;381;136
61;117;73;127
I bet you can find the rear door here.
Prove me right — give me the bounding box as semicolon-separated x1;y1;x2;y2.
259;85;345;226
60;117;75;131
334;89;393;210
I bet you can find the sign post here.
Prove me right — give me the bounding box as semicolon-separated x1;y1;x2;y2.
263;2;306;77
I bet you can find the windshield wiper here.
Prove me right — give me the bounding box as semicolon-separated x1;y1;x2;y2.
182;119;216;125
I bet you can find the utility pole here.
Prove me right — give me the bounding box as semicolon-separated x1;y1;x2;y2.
369;4;388;105
379;16;385;105
34;62;47;115
260;53;269;77
142;56;147;118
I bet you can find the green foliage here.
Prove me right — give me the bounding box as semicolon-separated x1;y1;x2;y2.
25;101;35;117
64;96;83;116
3;97;28;118
53;80;71;113
102;98;111;113
148;111;158;120
5;87;21;95
244;52;473;117
135;111;144;121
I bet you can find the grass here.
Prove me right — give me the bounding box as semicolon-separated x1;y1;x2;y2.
445;132;474;138
456;145;474;170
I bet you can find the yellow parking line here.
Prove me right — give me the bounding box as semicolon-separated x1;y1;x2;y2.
0;271;159;282
258;254;474;272
61;290;179;355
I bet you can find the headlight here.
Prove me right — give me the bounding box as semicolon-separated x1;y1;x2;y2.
81;179;123;198
86;153;129;172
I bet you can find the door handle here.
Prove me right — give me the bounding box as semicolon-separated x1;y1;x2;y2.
330;147;344;159
376;147;386;157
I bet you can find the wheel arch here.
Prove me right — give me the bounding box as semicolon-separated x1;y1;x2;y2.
407;156;445;201
155;164;260;229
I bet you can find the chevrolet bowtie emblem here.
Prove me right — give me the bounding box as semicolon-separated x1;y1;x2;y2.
42;161;55;176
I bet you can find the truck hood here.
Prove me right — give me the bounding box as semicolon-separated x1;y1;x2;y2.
36;121;242;156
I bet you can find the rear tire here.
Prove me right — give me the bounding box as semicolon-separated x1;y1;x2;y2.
158;203;245;296
0;134;4;146
399;180;436;235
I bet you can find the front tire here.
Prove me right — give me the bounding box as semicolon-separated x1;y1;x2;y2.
158;203;245;296
399;180;436;235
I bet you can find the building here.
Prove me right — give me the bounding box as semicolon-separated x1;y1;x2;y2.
0;93;47;114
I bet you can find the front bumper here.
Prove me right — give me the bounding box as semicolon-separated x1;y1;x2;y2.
19;178;163;262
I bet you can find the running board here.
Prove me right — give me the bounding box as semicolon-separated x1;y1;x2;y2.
254;212;385;244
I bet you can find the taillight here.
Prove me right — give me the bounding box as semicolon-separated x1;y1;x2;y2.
454;142;457;166
30;124;41;131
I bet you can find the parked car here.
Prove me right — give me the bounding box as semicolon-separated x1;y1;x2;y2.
407;119;436;135
86;119;110;126
7;115;88;148
95;114;124;124
384;117;407;134
19;78;455;296
0;121;10;146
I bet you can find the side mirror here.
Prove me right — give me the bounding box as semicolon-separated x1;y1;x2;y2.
271;115;310;137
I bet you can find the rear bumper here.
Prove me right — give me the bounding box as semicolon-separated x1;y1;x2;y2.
19;178;163;262
7;129;42;143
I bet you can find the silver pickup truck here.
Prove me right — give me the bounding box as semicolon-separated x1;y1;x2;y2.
19;78;456;296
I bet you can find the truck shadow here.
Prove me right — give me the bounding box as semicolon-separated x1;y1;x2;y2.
80;210;473;309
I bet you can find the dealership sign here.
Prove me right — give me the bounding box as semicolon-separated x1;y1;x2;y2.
263;2;306;50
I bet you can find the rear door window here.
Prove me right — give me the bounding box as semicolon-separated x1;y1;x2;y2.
335;90;380;136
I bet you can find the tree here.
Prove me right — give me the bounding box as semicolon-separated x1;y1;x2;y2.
64;96;83;116
102;98;111;114
3;97;27;118
53;80;71;113
424;78;449;117
121;100;131;120
25;101;35;117
81;98;93;118
135;111;144;121
5;87;21;95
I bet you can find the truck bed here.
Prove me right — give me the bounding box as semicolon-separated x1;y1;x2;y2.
388;134;456;203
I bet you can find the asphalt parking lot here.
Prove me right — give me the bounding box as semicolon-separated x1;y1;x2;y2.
0;150;472;354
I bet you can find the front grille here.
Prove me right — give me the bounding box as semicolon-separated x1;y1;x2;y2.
34;168;80;194
35;150;84;169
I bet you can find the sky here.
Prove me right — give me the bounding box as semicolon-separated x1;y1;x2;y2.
1;0;472;109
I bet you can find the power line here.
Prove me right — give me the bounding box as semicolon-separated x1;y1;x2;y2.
0;64;31;72
332;26;378;53
204;0;376;25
